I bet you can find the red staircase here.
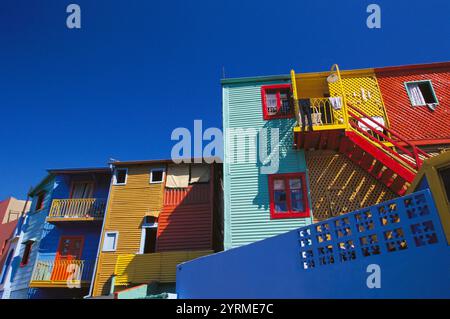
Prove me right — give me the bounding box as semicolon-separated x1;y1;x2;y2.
295;104;430;196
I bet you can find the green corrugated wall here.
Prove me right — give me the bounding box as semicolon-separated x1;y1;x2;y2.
223;77;313;250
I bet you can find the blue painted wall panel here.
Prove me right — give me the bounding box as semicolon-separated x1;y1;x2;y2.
177;190;450;298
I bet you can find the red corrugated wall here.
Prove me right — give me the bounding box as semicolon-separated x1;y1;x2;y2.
156;182;213;252
375;63;450;143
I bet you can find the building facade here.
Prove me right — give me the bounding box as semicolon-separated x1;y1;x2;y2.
90;159;222;297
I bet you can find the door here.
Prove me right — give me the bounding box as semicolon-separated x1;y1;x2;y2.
51;236;84;281
70;182;94;199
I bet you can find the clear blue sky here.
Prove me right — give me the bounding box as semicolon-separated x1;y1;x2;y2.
0;0;449;199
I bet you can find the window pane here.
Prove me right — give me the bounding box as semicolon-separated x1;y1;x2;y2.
103;232;117;251
116;169;127;184
279;91;291;115
266;92;278;115
151;170;164;183
290;178;305;212
273;179;287;212
418;82;437;104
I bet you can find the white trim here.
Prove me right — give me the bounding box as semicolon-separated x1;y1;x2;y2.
113;168;128;186
102;231;119;252
149;167;165;184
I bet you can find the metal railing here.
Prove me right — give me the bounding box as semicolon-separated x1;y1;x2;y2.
296;97;346;129
347;103;430;172
48;198;106;219
31;257;94;282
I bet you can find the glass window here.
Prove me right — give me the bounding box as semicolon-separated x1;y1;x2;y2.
114;168;127;185
102;232;118;252
269;173;309;219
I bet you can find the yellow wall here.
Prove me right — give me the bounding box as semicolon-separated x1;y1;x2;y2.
114;250;213;287
92;164;165;297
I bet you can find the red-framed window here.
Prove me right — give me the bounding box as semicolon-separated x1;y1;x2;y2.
20;241;34;267
261;84;294;120
35;191;46;211
268;173;310;219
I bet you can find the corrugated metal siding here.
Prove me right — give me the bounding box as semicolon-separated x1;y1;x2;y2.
114;250;212;286
157;183;213;251
376;66;450;141
223;81;313;250
92;164;165;297
9;177;55;294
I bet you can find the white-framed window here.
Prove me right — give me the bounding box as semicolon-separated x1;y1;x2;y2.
150;168;165;184
404;80;439;107
139;216;158;254
102;231;118;252
113;168;128;185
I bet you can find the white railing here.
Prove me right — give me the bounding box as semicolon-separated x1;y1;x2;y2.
48;198;106;219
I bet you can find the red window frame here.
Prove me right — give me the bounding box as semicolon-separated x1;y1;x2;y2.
261;84;294;120
20;242;33;267
268;173;310;219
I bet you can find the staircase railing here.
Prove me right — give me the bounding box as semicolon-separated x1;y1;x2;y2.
346;103;430;172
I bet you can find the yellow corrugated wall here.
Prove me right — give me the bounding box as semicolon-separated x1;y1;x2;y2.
92;164;165;297
114;250;213;286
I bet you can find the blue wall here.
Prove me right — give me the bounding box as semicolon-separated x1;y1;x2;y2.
177;189;450;298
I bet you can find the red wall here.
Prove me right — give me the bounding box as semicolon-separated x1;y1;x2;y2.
376;63;450;143
156;183;213;252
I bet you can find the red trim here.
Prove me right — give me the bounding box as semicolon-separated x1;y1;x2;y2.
268;173;310;219
375;62;450;74
261;84;294;120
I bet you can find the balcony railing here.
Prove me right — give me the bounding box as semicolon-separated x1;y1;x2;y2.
296;97;346;131
48;198;106;221
30;257;95;287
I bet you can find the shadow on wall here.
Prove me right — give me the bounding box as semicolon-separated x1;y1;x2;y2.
306;150;397;221
252;119;297;210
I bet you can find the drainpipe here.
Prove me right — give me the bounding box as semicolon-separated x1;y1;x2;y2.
84;164;114;299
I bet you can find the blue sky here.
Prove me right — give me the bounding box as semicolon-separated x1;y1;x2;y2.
0;0;449;199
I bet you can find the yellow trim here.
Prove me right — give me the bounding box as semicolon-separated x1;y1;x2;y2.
29;280;90;288
291;69;300;126
293;124;346;132
46;217;102;223
408;152;450;245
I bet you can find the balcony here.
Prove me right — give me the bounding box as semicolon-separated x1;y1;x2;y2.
293;97;347;133
29;257;95;288
47;198;106;223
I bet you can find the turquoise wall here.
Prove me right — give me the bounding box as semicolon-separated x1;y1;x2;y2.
222;77;313;250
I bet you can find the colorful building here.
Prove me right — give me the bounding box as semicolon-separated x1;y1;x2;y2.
375;62;450;150
27;168;111;299
90;159;222;298
176;153;450;298
3;175;55;299
0;197;31;299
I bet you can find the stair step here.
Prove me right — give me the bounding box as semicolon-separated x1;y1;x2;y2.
369;161;385;179
359;153;376;171
390;176;408;195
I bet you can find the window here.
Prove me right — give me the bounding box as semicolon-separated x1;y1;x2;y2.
114;168;128;185
150;168;165;184
70;181;94;199
35;192;46;211
405;81;439;106
102;231;118;252
261;84;294;120
140;216;158;254
439;166;450;203
268;173;309;219
20;241;34;267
